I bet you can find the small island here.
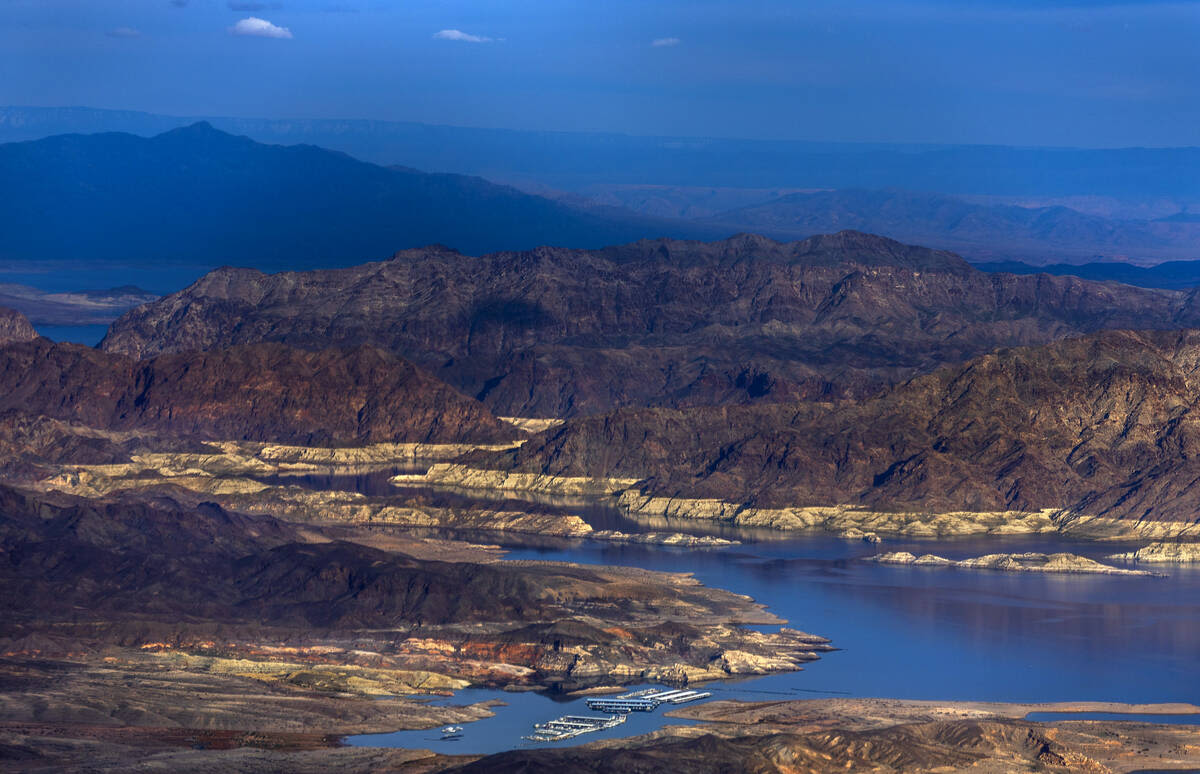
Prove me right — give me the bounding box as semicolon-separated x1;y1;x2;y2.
868;551;1160;576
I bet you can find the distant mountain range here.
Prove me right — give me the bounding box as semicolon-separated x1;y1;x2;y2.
0;122;719;272
4;106;1200;200
702;188;1200;265
4;112;1200;294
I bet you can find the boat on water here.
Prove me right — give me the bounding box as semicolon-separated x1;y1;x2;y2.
439;725;464;740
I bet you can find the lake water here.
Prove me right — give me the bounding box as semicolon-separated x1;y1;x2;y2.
266;470;1200;754
1025;712;1200;725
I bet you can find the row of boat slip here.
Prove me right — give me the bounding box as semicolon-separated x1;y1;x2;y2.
584;687;712;713
522;714;627;743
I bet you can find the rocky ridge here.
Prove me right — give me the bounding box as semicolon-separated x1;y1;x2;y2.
450;329;1200;534
0;338;518;446
0;305;36;345
100;231;1200;417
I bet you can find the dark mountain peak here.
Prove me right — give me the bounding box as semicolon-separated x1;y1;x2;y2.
183;265;272;301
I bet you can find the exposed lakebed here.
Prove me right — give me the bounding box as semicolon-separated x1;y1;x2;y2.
262;469;1200;755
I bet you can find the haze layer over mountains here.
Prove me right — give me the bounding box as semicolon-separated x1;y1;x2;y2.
2;109;1199;289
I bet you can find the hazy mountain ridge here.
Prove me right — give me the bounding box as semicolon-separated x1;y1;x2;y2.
973;258;1200;291
5;106;1200;200
702;188;1200;265
0;122;722;273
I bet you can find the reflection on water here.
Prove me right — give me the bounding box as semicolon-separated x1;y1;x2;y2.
256;468;423;497
268;469;1200;750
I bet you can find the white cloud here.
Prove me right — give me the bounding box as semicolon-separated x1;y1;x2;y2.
433;29;492;43
107;26;141;38
230;17;293;39
651;37;681;47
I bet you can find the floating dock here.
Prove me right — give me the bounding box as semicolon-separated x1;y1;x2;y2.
524;688;711;744
522;714;626;742
585;687;712;713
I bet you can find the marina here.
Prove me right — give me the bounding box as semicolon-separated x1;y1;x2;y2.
586;688;713;714
523;714;627;742
345;528;1200;756
522;689;712;744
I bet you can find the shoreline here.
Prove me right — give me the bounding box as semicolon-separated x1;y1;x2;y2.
411;462;1200;542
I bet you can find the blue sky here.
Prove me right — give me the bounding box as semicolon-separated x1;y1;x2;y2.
3;0;1199;147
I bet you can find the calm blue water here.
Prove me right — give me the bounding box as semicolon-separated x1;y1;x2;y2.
342;504;1200;752
349;687;704;753
492;534;1200;704
261;472;1200;754
1026;712;1200;725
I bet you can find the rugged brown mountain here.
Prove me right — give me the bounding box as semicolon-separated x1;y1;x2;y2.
446;720;1174;774
101;231;1200;417
473;329;1200;523
0;483;818;689
0;305;36;345
0;338;517;445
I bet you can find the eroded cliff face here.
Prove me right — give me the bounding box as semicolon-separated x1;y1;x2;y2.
0;338;518;445
0;305;37;345
461;329;1200;528
100;231;1200;417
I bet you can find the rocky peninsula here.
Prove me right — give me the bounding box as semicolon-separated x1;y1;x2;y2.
1109;541;1200;563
